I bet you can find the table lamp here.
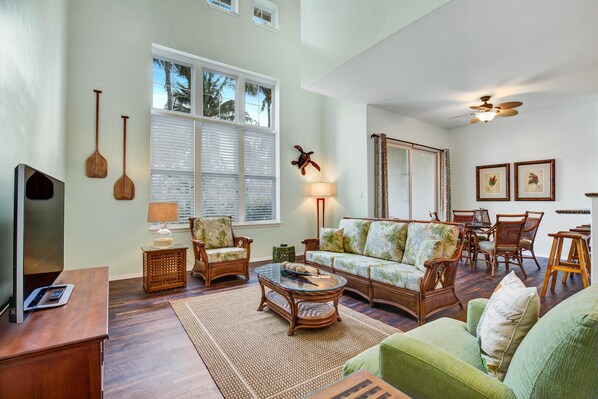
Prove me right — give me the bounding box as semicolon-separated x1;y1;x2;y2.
147;202;179;248
311;182;333;238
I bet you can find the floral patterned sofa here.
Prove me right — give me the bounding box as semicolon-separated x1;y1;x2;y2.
302;217;465;325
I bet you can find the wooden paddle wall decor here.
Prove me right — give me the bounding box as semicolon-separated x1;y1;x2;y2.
85;90;108;178
114;115;135;200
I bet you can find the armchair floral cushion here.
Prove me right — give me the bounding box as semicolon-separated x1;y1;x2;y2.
206;247;247;263
364;221;409;262
339;219;372;255
193;217;234;249
319;228;344;253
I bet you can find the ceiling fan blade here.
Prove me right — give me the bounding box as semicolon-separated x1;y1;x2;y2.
470;106;482;110
496;109;518;117
496;101;523;109
449;113;473;119
470;116;480;124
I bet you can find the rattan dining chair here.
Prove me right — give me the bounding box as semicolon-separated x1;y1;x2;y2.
475;214;528;278
520;211;544;270
452;210;475;264
429;211;440;221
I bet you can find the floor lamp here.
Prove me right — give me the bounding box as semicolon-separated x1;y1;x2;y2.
311;182;333;238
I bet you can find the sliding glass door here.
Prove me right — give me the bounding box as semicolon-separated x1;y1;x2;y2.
388;144;439;220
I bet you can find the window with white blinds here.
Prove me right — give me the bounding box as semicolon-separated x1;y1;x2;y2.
150;115;195;224
150;46;279;226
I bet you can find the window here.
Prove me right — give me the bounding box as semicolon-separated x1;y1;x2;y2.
387;144;439;220
207;0;238;14
253;0;279;30
150;47;278;226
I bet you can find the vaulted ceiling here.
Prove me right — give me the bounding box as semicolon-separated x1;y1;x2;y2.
303;0;598;128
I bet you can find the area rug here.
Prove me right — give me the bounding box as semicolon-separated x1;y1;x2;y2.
170;285;398;399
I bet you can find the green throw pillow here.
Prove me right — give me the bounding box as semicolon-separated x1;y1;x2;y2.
319;228;344;253
477;271;540;381
339;219;371;254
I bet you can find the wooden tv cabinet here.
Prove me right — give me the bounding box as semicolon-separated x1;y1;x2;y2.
0;267;109;398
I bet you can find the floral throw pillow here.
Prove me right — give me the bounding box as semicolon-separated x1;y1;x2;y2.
363;221;408;262
477;272;540;381
319;228;344;253
339;219;371;254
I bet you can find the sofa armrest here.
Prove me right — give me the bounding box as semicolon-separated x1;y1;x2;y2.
467;298;489;336
379;334;516;399
234;236;253;248
302;238;319;252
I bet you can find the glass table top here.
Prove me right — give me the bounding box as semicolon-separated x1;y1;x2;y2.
254;263;347;292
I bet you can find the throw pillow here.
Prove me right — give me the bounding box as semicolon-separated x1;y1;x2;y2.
319;228;344;253
477;271;540;381
339;219;372;254
364;221;409;262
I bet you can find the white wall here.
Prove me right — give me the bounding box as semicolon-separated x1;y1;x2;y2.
321;97;368;225
0;0;68;306
366;105;450;216
300;0;448;87
65;0;323;277
449;97;598;256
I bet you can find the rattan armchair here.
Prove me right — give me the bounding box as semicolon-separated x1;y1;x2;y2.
189;217;253;287
475;214;528;278
520;211;544;270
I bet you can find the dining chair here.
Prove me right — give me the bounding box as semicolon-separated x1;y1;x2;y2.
519;211;544;270
452;210;475;264
475;214;528;277
429;211;440;221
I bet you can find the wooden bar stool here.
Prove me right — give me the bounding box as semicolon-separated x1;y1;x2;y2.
541;232;591;297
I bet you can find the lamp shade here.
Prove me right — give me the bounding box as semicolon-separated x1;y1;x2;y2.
311;182;333;197
147;202;179;223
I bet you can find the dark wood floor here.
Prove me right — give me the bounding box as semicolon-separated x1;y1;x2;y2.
105;257;583;398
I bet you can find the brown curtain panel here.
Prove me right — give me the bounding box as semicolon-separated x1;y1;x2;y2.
374;133;389;218
439;149;452;221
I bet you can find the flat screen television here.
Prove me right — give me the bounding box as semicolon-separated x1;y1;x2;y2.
9;164;71;323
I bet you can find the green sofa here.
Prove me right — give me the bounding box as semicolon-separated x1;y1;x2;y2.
343;285;598;399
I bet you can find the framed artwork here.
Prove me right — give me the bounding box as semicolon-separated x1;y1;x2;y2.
476;163;510;201
514;159;555;201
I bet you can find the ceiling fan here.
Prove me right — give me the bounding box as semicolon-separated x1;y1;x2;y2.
450;96;523;124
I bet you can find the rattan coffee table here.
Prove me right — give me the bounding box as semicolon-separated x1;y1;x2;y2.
255;263;347;336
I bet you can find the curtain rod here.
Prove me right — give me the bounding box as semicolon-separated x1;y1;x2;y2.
370;134;445;152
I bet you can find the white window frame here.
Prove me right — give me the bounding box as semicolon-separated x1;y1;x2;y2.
253;0;279;31
151;44;280;228
207;0;239;16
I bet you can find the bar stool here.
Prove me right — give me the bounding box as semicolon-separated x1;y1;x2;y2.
541;232;591;297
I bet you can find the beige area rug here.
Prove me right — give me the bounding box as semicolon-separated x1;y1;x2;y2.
170;285;398;399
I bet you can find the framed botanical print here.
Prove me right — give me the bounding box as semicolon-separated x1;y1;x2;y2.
476;163;510;201
514;159;555;201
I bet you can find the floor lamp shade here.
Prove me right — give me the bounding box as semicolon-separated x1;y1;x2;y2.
147;202;179;248
311;183;333;238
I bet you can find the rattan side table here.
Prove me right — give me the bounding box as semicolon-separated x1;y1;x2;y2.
141;245;188;293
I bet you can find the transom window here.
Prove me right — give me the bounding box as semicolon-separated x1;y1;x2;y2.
150;46;279;226
253;0;279;30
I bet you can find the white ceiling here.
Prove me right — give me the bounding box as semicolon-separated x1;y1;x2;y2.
303;0;598;129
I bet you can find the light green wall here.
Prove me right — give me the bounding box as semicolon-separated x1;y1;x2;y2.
65;0;323;277
0;0;68;305
321;97;369;224
300;0;449;86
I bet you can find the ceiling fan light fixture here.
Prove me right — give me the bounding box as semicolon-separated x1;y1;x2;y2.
476;110;497;123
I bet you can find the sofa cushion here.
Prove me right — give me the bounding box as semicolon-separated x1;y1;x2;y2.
504;285;598;399
305;251;347;268
319;227;344;253
370;263;424;292
363;221;408;262
405;318;487;372
477;272;539;381
414;239;444;272
206;247;246;263
193;217;234;249
333;254;395;279
342;345;381;377
339;219;371;255
403;222;460;269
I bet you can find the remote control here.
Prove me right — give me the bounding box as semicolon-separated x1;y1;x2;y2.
48;289;65;302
